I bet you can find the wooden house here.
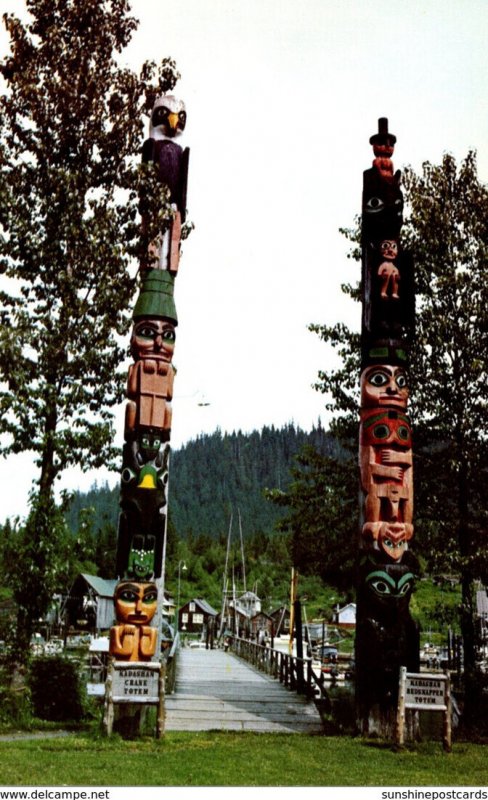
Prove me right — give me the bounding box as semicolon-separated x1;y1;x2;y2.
179;598;218;634
333;602;357;628
250;611;274;640
63;574;118;633
269;606;291;637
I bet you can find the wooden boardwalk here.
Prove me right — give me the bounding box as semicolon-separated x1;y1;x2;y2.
164;647;324;733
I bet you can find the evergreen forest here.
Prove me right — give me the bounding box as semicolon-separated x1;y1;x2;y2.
61;422;460;635
64;423;353;616
67;421;339;542
0;425;463;649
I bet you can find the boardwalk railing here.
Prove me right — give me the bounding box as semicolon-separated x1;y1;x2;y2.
229;636;330;711
164;631;180;694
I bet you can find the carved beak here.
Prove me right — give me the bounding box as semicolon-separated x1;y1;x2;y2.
168;112;179;134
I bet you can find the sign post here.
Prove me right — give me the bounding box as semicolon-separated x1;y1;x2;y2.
104;661;166;739
397;666;452;751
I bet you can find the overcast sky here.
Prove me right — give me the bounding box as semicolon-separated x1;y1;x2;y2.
0;0;487;521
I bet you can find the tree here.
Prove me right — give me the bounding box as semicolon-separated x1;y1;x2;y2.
266;445;357;591
0;502;73;662
0;0;179;656
312;151;488;727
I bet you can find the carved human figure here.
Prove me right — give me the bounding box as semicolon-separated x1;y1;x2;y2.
360;364;409;410
360;408;413;527
125;359;174;438
125;271;177;439
110;581;158;661
377;239;400;300
125;318;176;439
130;318;176;364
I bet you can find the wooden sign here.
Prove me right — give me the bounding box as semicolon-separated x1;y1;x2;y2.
396;666;452;751
104;660;165;738
405;673;447;709
112;664;160;703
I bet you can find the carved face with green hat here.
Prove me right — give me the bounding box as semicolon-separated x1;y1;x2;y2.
131;270;177;362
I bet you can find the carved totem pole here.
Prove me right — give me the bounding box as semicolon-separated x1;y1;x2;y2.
355;119;419;734
110;94;189;665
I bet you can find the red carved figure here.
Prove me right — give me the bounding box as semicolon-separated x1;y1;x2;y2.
359;408;413;528
370;117;397;182
372;142;394;180
362;520;414;560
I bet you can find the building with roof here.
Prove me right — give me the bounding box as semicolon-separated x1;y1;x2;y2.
250;611;273;640
333;602;356;627
178;598;218;634
63;574;118;632
220;590;263;638
235;591;261;617
269;606;291;637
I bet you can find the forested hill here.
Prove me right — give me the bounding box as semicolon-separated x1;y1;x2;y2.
169;423;340;540
67;422;341;541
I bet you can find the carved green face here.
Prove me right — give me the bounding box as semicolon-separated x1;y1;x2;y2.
140;432;163;460
127;535;156;581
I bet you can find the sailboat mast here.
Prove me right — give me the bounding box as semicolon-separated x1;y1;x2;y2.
238;507;246;594
232;565;237;635
219;513;233;638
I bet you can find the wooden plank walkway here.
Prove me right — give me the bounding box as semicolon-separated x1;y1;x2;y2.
164;648;324;733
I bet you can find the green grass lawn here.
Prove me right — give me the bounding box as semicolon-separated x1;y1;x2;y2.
0;732;486;787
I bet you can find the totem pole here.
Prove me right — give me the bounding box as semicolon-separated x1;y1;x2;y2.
355;119;419;735
105;95;189;734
